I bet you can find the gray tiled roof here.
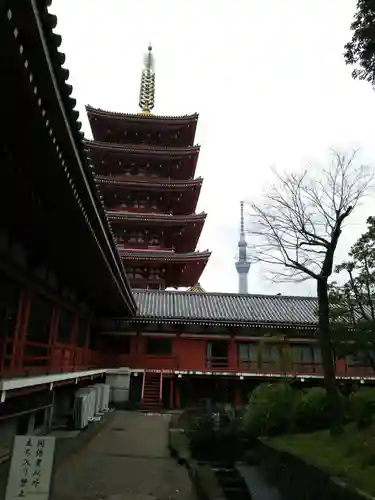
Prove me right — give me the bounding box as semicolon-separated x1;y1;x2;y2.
132;290;318;327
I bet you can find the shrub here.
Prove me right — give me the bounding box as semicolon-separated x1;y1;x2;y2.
293;387;329;432
349;387;375;428
293;386;348;432
243;382;296;437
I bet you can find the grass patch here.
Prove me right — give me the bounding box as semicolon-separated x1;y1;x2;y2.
270;423;375;496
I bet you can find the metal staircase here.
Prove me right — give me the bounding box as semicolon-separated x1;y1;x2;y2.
141;371;162;412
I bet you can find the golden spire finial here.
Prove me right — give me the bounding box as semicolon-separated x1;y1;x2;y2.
139;43;155;114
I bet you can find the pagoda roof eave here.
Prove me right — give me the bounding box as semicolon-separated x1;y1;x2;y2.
84;140;200;155
107;211;207;223
118;250;211;262
86;105;199;124
96;175;203;190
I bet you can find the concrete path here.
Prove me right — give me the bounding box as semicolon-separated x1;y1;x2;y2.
51;411;196;500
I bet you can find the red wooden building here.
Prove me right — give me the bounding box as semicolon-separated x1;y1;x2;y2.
98;290;375;410
0;0;374;449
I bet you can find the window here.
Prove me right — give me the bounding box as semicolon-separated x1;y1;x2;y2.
292;345;321;363
238;343;257;360
238;342;280;363
145;337;172;356
103;336;131;354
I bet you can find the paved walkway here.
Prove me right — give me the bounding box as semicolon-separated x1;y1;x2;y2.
51;411;196;500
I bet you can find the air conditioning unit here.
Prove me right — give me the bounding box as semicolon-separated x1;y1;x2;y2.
75;388;96;422
73;392;90;430
95;384;110;412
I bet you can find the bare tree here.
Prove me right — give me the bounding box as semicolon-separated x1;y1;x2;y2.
247;150;373;434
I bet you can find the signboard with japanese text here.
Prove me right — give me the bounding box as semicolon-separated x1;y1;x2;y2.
5;435;55;500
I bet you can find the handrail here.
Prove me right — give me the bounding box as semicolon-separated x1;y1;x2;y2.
141;370;146;402
159;372;163;401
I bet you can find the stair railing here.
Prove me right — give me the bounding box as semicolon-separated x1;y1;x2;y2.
141;370;146;403
159;372;163;403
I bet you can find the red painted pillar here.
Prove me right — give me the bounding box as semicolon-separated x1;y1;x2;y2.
336;358;346;377
6;288;25;374
70;315;78;371
16;289;31;373
50;307;61;373
175;378;181;408
228;338;237;371
169;377;174;409
84;323;91;366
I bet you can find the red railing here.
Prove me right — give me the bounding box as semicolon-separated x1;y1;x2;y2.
1;340;103;379
205;357;229;369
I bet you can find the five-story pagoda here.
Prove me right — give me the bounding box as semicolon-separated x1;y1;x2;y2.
85;45;211;289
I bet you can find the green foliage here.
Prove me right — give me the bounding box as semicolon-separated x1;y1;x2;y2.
344;1;375;86
349;387;375;428
243;382;296;437
330;216;375;371
293;387;330;432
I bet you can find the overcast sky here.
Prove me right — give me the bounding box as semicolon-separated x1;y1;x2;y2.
51;0;375;296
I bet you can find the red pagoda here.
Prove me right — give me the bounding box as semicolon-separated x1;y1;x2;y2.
85;45;211;290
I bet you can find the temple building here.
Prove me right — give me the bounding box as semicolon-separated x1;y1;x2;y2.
0;0;374;457
85;45;211;290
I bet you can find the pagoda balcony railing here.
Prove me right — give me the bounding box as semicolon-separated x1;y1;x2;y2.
109;207;165;215
120;243;173;252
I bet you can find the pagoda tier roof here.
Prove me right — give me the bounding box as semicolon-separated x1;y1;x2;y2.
86;105;199;123
119;249;211;262
123;253;210;289
96;175;203;190
116;291;319;329
97;176;202;215
86;106;199;148
110;211;206;253
86;140;200;180
107;211;207;224
85;140;200;156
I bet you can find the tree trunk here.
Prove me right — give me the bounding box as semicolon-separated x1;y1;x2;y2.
317;278;344;435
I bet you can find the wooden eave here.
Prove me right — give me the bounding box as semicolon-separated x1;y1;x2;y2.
95;176;203;190
85;140;201;156
107;211;207;223
2;1;136;315
86;107;199;148
118;250;211;262
85;105;199;124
